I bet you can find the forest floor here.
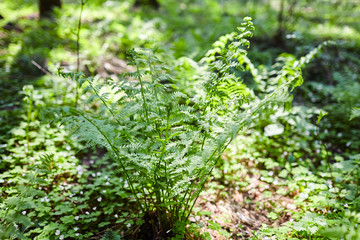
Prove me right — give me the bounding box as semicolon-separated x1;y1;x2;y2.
196;154;297;239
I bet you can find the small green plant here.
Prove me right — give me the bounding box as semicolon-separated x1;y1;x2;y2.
292;212;327;236
320;211;360;240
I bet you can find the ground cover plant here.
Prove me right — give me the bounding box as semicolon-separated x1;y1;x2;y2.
1;0;360;239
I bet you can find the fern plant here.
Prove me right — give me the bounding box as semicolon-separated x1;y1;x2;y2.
52;17;329;239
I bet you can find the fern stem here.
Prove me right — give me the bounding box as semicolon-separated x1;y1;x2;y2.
180;144;221;220
86;79;123;127
146;55;164;208
135;60;150;124
74;0;86;107
161;109;171;192
152;110;172;221
78;112;144;211
183;136;234;221
85;78;150;208
177;106;216;217
200;134;207;150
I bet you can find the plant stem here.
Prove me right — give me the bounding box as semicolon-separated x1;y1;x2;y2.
356;166;360;209
132;55;150;124
184;136;234;221
75;0;86;107
316;124;334;181
79;112;144;212
25;96;32;154
85;78;150;208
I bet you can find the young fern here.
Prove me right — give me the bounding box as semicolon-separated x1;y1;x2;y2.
54;17;332;239
202;17;254;111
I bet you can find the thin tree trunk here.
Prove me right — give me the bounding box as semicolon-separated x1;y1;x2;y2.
274;0;286;46
134;0;160;9
39;0;61;19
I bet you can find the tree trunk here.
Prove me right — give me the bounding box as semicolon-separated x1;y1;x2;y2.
39;0;61;19
274;0;285;47
134;0;160;9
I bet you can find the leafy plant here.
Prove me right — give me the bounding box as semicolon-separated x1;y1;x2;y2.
292;212;327;236
50;17;332;238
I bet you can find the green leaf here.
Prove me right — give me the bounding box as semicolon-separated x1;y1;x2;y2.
60;215;74;224
350;107;360;120
267;212;278;220
333;160;356;172
197;210;212;216
136;218;144;226
350;154;360;160
12;128;26;137
99;222;111;228
207;220;221;231
218;229;231;238
317;111;328;124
